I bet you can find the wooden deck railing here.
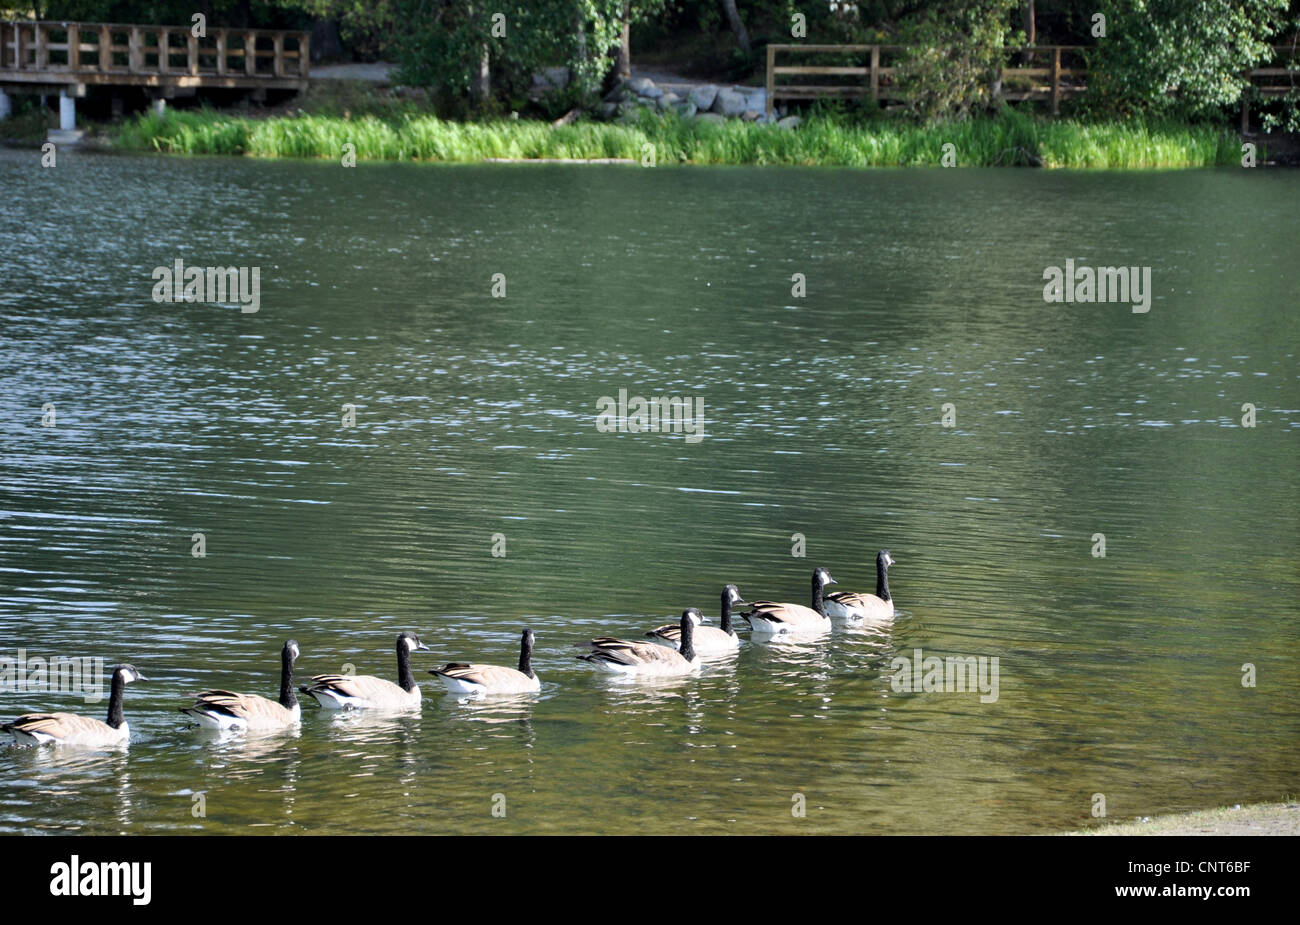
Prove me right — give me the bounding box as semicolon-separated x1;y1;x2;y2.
0;21;309;89
765;44;1298;117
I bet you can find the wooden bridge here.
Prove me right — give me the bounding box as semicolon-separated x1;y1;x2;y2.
0;21;309;91
0;20;309;141
766;44;1299;127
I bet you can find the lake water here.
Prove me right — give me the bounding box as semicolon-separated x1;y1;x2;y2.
0;149;1296;834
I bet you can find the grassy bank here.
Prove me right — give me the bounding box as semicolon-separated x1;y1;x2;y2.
112;106;1242;168
1063;801;1299;836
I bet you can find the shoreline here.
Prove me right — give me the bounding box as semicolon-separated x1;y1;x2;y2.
1061;801;1300;836
98;108;1250;169
8;77;1294;169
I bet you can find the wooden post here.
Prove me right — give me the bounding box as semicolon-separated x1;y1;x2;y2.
871;45;880;101
128;26;142;73
244;31;256;76
99;25;110;71
68;24;79;70
298;32;310;78
188;30;198;75
34;23;46;70
14;24;24;70
273;33;283;77
1050;46;1060;115
215;30;226;75
765;43;775;117
158;28;170;74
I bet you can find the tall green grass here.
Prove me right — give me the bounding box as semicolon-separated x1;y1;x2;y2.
113;107;1241;168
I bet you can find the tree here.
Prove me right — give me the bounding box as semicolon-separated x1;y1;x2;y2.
893;0;1023;122
288;1;618;108
719;0;751;54
1020;1;1034;65
1087;0;1290;121
615;1;632;80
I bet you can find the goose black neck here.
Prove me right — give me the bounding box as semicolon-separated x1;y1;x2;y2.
876;558;892;602
279;649;297;709
396;641;416;692
106;673;126;729
720;590;733;633
811;574;828;617
679;616;696;662
518;635;535;679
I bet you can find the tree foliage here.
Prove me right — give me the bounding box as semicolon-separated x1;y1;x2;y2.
893;0;1024;122
292;0;662;112
1087;0;1291;121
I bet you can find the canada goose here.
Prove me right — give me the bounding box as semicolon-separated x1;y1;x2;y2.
743;567;836;635
644;607;703;648
181;640;302;730
430;627;541;696
578;609;702;677
2;665;146;747
647;585;746;654
301;632;429;710
823;550;896;622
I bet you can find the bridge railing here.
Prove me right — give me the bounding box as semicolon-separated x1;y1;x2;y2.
765;43;1298;117
0;21;309;85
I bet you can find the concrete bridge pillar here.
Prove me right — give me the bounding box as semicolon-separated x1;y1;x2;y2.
59;90;76;131
152;97;166;117
48;86;86;146
0;89;11;121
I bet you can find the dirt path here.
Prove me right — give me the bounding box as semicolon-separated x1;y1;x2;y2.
630;62;763;90
307;61;759;91
311;63;395;83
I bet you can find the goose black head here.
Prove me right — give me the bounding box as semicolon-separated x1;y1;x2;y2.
723;584;747;606
399;632;430;653
115;664;147;683
283;639;301;662
813;567;837;586
878;550;895;569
